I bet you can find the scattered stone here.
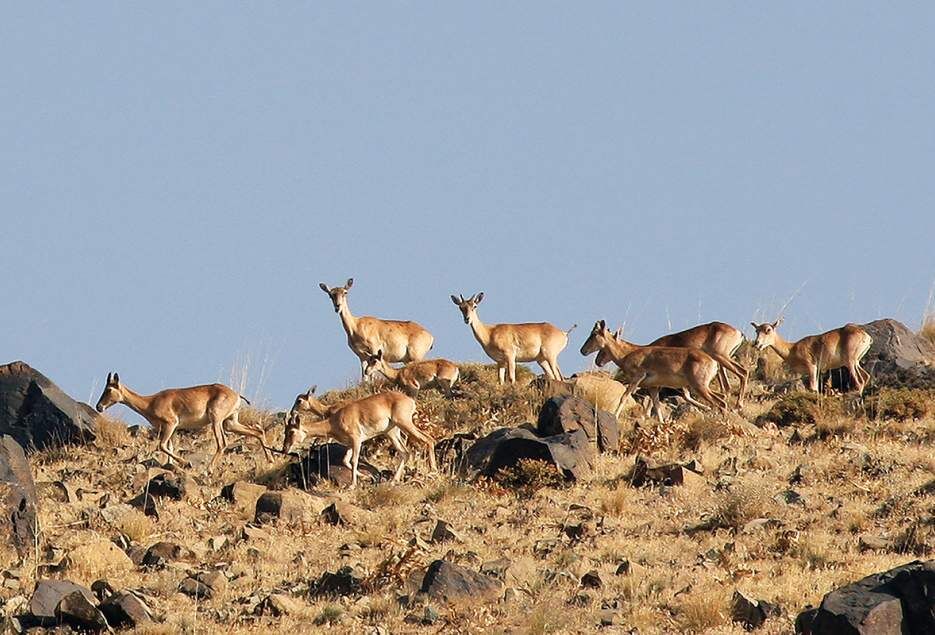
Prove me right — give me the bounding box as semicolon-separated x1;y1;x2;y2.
0;361;97;451
90;579;116;602
462;426;594;482
321;501;363;526
99;591;152;628
28;580;96;623
795;559;935;634
742;518;782;534
98;503;136;526
38;480;76;504
55;590;109;631
179;571;227;599
287;443;382;489
127;492;159;518
599;608;620;627
312;565;366;597
208;536;229;552
859;535;897;552
731;590;782;629
146;473;188;500
255;489;328;525
615;559;646;577
0;435;38;559
502;587;520;603
430;520;460;543
790;464;811;485
421;606;441;625
537;396;620;453
261;593;303;617
564;522;593;542
581;570;603;589
775;489;805;506
630;457;705;488
241;524;270;542
419;560;502;603
142;542;190;568
220;481;267;514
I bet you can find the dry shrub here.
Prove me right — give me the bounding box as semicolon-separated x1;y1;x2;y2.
676;588;729;632
920;314;935;347
791;531;836;570
115;509;155;543
599;486;629;516
814;416;856;439
94;415;131;449
496;458;566;493
680;414;732;450
524;599;571;634
357;483;419;508
865;388;931;421
709;480;772;530
756;392;843;427
314;604;344;626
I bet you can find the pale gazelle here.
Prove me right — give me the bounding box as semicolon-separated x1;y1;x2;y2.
282;390;436;488
320;278;434;378
581;320;744;420
750;319;872;394
596;321;749;407
362;350;459;396
95;373;272;470
450;293;576;384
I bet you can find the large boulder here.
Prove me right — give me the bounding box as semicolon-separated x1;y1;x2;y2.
0;435;38;560
537;396;620;452
418;560;502;603
796;559;935;634
461;426;594;481
287;442;384;489
0;361;96;451
823;320;935;390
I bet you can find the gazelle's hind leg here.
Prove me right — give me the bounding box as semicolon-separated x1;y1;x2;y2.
223;413;273;463
497;365;506;385
386;428;410;482
716;367;730;396
207;413;228;471
691;383;728;412
393;416;437;472
506;356;518;384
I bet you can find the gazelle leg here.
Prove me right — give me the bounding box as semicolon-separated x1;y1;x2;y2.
497;365;506;385
806;367;820;393
208;415;227;471
223;417;273;462
386;428;409;482
538;360;554;380
349;438;362;489
551;359;564;381
506;356;517;384
394;419;437;472
620;374;647;417
156;420;184;465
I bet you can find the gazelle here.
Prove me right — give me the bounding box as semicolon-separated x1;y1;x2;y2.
94;373;272;470
362;350;459;396
581;320;745;420
320;278;434;378
282;390;436;488
750;319;872;394
451;293;576;384
596;321;749;407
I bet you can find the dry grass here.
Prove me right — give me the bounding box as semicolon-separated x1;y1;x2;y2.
10;365;935;634
94;414;132;449
920;313;935;347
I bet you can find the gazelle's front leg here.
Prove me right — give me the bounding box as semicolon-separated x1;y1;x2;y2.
497;365;506;385
806;366;820;393
208;415;227;471
156;419;184;465
506;356;517;384
349;438;362;489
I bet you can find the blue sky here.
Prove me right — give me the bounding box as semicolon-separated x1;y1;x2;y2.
2;3;933;409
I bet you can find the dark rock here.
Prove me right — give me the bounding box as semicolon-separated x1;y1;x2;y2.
419;560;502;603
731;590;782;629
430;520;460;543
55;590;109;631
254;490;323;525
823;319;935;390
0;435;38;559
100;591;152;628
220;481;267;513
581;570;603;589
90;579;116;602
795;559;935;634
0;361;96;451
312;565;366;597
461;426;594;481
433;432;478;474
179;571;226;599
321;501;359;526
128;492;159;518
259;593;303;617
28;580;95;622
287;443;382;489
146;473;188;500
537;396;620;453
630;457;705;488
142;541;189;568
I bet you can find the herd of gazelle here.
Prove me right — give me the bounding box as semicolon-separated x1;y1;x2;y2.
94;279;874;487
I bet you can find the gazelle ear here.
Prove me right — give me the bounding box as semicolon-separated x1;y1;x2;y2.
450;295;461;305
113;373;120;385
475;292;484;304
106;372;112;384
319;283;329;293
773;317;784;328
750;322;759;329
597;319;605;329
345;278;354;289
308;385;317;395
375;350;384;360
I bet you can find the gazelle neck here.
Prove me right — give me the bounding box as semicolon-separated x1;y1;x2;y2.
467;311;491;347
767;334;793;360
377;363;400;382
337;301;358;336
120;386;154;418
607;337;637;360
300;417;335;439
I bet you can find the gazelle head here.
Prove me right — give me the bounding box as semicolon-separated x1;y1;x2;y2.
450;292;484;325
750;318;783;351
319;278;354;313
593;326;623;366
95;372;124;413
362;349;390;382
282;385;323;454
580;320;613;356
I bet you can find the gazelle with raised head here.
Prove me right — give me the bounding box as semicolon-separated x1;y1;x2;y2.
363;350;459;396
94;373;272;470
451;292;575;384
581;320;745;420
320;278;434;378
282;390;436;488
596;321;749;407
750;318;872;394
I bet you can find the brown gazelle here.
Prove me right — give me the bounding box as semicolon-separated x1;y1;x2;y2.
750;318;873;394
363;350;459;396
595;321;749;406
581;320;745;420
95;373;272;470
282;390;436;488
320;278;434;378
451;293;575;384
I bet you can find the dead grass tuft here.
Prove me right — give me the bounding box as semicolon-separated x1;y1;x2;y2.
496;458;567;493
709;479;773;530
865;388;932;421
115;509;156;543
676;588;729;632
94;415;131;449
680;414;732;450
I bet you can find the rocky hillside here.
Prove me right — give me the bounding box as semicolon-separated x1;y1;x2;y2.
1;359;934;633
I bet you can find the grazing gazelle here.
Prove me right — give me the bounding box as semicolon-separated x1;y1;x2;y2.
320;278;434;378
581;320;744;420
94;373;272;470
451;292;576;384
596;321;749;407
282;390;436;488
750;319;873;394
363;350;459;396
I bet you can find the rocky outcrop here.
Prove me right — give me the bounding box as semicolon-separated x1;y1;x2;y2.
418;560;502;603
287;442;384;489
823;320;935;390
537;396;620;452
796;559;935;634
461;426;594;481
0;435;38;560
0;361;96;451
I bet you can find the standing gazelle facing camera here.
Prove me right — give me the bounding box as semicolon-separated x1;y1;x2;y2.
750;318;872;394
451;292;575;384
320;278;434;378
95;373;272;471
